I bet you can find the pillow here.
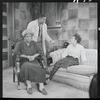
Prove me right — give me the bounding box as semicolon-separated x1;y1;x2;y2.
66;65;96;76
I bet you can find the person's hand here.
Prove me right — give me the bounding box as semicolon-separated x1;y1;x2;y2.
50;40;55;44
30;56;35;61
28;56;34;61
27;56;31;61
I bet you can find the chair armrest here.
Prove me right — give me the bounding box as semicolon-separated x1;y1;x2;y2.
12;53;21;73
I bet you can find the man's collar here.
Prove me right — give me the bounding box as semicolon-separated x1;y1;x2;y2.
36;19;39;26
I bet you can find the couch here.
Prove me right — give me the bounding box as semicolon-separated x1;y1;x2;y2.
49;48;97;91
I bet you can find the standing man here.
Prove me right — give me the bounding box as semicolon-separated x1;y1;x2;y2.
25;14;55;83
26;14;54;56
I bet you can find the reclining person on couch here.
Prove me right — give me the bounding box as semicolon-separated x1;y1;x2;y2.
13;29;47;95
48;33;87;81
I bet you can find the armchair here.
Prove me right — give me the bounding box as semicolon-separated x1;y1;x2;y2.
12;52;47;90
11;39;46;90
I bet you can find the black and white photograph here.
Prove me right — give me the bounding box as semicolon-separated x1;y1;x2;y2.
2;0;98;98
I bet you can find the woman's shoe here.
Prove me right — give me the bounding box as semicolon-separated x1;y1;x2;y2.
36;83;47;95
27;88;33;95
39;88;47;95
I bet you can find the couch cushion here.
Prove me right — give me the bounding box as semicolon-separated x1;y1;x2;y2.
52;73;90;91
53;67;93;91
66;65;96;76
55;69;90;83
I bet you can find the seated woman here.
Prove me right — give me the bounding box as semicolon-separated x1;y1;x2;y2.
48;33;87;81
13;29;47;95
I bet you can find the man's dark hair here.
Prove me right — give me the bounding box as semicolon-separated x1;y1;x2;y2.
73;33;82;43
38;14;46;19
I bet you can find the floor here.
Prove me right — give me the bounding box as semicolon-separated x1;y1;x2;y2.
3;67;89;98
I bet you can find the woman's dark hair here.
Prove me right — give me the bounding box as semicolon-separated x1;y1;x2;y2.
73;34;82;43
63;42;69;48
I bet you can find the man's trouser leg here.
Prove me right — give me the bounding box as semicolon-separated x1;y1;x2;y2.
49;58;65;80
49;63;61;80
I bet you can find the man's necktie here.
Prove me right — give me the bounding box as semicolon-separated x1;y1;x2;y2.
38;25;46;55
38;25;41;37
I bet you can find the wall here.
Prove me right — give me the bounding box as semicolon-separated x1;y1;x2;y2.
14;2;42;41
44;3;97;49
14;2;33;40
4;2;41;67
14;2;97;49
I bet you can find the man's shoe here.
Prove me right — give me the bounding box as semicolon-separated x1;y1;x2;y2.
39;88;47;95
46;78;50;84
44;82;47;85
36;83;39;91
27;88;33;95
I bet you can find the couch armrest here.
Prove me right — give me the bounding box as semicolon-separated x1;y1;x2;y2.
49;51;60;65
49;48;66;65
